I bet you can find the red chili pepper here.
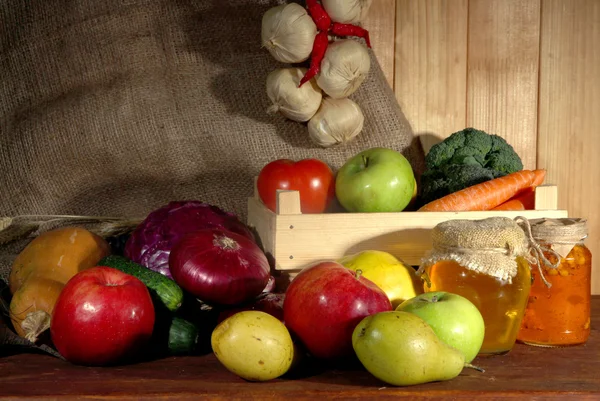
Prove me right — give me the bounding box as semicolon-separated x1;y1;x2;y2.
331;22;372;48
306;0;332;32
299;31;330;87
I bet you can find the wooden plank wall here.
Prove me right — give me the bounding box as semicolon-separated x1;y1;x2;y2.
364;0;600;294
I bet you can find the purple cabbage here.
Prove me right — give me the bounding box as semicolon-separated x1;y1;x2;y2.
124;201;255;278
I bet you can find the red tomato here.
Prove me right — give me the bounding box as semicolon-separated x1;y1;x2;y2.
257;158;335;214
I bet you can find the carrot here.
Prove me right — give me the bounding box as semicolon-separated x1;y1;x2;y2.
531;169;547;187
492;198;526;211
492;187;536;211
418;170;538;212
491;169;546;211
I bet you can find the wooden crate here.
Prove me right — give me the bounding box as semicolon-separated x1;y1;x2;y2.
247;185;568;286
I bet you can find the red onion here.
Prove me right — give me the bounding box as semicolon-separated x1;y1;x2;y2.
217;293;285;324
263;275;276;293
169;229;271;306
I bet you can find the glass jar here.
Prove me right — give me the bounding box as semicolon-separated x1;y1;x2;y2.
517;218;591;347
418;217;532;356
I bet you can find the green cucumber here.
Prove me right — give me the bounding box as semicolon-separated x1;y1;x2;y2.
167;316;199;355
149;313;200;356
98;255;184;313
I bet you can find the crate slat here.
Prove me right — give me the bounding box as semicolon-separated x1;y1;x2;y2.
247;184;568;276
534;185;558;210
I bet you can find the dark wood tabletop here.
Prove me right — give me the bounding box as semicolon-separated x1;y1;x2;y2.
1;297;599;400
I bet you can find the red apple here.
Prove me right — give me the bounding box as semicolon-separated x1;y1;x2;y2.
283;261;392;360
50;267;155;366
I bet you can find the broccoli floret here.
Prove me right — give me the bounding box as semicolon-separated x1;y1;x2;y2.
486;135;525;175
420;128;523;204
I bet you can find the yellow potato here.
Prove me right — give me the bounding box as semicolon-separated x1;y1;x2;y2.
211;311;295;382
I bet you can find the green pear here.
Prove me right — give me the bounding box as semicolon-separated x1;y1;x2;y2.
352;311;469;386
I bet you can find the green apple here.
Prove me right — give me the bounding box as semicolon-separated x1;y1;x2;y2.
335;147;416;213
396;291;485;363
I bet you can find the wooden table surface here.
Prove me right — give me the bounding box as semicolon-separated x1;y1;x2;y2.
1;297;599;400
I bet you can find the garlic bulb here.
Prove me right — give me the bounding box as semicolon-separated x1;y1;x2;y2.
322;0;373;24
316;39;371;99
266;68;323;122
261;3;317;64
308;97;364;147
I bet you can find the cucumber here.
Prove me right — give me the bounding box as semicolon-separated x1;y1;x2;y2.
148;312;200;356
98;255;184;313
167;316;200;355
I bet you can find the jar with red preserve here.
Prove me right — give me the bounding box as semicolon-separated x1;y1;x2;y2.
517;218;591;347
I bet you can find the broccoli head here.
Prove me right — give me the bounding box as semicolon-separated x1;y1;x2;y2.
420;128;523;205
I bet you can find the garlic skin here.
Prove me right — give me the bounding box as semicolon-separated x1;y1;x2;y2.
266;68;323;123
316;39;371;99
261;3;318;64
308;97;364;147
322;0;373;24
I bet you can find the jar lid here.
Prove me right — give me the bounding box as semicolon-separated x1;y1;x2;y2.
526;218;587;241
420;217;528;282
520;218;588;261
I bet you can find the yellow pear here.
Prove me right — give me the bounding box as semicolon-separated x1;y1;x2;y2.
338;250;422;308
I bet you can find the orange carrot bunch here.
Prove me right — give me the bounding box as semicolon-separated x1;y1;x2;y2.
418;169;546;212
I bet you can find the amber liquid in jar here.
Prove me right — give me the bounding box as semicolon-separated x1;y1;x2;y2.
518;244;591;346
422;257;531;355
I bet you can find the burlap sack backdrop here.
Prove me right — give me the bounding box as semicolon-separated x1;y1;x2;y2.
0;0;424;281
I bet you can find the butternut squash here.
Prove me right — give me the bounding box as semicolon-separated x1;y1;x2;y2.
8;226;110;341
10;277;64;341
9;226;110;294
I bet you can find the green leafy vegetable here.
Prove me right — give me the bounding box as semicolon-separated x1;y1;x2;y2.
420;128;523;205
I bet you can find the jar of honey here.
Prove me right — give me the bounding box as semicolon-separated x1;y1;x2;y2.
517;218;591;347
417;217;532;356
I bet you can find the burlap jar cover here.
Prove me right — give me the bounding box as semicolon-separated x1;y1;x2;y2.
417;217;529;283
517;218;589;288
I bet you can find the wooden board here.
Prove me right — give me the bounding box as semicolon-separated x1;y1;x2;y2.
363;0;396;88
466;0;541;170
394;0;469;153
1;296;599;400
248;186;567;272
536;0;600;295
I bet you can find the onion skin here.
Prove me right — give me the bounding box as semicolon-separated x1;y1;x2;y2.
169;229;271;306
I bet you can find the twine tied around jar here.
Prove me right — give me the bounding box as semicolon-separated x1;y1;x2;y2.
431;242;519;257
514;217;588;288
